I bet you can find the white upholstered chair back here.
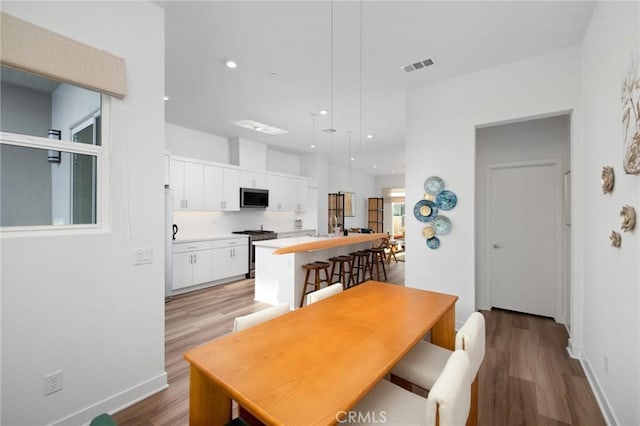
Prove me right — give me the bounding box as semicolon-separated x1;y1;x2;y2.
425;350;472;426
454;312;486;379
232;303;290;333
305;283;343;305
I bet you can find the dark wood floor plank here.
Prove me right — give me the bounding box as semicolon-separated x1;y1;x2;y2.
507;376;538;425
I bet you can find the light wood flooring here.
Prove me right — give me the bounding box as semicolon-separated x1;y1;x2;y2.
113;258;604;425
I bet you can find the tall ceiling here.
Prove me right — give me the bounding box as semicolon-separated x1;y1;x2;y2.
159;1;595;175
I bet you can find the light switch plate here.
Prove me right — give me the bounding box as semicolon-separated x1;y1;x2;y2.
134;248;153;265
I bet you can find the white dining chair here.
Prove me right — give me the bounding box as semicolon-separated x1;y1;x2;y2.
391;312;485;391
305;282;343;305
351;350;472;426
232;303;290;333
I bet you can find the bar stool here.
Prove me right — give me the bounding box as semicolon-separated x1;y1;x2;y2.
299;261;331;308
329;255;355;289
350;251;371;285
367;247;387;281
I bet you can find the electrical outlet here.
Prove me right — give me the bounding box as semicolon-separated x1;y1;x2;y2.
43;370;63;395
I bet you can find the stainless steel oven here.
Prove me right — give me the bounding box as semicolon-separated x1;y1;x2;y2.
232;230;277;278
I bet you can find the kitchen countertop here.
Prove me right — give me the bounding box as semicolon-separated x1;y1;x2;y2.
173;234;248;244
254;233;386;254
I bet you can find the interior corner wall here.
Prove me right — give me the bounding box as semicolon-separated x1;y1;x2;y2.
405;45;581;330
580;2;640;424
165;122;230;163
0;2;166;425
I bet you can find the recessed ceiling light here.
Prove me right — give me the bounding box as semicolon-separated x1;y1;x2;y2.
319;109;328;115
350;157;355;161
310;144;316;149
366;134;373;139
373;165;377;168
163;96;170;101
233;119;287;135
225;59;238;69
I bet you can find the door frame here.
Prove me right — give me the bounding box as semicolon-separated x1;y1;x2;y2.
484;158;565;322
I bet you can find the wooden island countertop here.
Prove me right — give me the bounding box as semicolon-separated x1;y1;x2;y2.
268;232;387;254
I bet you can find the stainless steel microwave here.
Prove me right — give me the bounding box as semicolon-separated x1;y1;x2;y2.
240;187;269;208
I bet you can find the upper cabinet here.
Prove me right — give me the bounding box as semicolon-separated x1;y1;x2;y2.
170;155;307;212
267;173;308;212
240;170;267;189
204;165;240;211
171;158;203;211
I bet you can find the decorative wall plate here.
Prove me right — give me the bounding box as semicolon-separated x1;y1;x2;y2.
422;225;436;239
622;46;640;174
610;230;621;247
424;176;445;195
413;199;438;222
435;190;458;210
601;166;614;194
432;215;452;235
426;237;440;249
620;205;636;232
424;193;436;202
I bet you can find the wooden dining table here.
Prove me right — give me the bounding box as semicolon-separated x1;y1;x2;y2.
183;281;458;425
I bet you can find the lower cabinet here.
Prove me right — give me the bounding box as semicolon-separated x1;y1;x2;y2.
172;241;214;290
212;238;248;280
172;237;248;292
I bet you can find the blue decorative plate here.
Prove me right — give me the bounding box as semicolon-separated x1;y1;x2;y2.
426;237;440;249
413;199;438;223
435;190;457;210
432;215;452;235
424;176;445;195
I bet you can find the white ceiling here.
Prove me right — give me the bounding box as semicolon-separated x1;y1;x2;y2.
159;1;595;175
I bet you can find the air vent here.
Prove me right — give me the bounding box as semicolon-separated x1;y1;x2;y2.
322;128;337;133
401;58;434;73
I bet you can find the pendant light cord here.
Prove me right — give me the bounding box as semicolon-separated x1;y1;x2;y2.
359;0;363;154
330;0;334;160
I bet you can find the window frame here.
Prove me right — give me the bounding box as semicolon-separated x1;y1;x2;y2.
0;96;110;236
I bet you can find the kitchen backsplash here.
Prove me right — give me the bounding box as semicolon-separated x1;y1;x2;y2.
173;210;308;239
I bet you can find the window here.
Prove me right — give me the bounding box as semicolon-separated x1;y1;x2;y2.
0;66;107;230
392;202;405;239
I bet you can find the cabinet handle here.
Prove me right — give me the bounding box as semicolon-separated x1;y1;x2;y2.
189;254;193;264
193;253;197;263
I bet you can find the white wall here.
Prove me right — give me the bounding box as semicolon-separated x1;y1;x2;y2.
0;2;166;425
267;149;301;176
580;2;639;424
166;122;229;163
475;115;571;323
405;46;581;332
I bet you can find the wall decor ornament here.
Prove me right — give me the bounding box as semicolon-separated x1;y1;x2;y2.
610;230;621;248
620;205;636;232
622;46;640;174
414;176;458;250
601;166;615;194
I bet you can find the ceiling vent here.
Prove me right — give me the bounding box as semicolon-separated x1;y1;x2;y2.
401;58;434;73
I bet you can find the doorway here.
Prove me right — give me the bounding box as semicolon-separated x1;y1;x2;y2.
486;160;562;318
475;115;570;323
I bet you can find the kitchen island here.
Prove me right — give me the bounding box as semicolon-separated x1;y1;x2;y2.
253;233;386;308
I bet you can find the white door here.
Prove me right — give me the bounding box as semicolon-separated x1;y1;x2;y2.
487;160;562;318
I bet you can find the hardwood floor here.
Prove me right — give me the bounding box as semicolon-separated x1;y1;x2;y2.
113;259;604;425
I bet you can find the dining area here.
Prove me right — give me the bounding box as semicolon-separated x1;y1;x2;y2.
183;280;482;425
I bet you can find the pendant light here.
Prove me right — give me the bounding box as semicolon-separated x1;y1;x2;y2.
310;113;317;149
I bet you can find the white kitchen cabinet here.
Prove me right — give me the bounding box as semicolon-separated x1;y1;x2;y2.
267;174;307;211
240;170;267;189
204;165;240;211
172;241;214;290
292;176;308;212
212;237;248;280
266;173;287;211
170;159;203;210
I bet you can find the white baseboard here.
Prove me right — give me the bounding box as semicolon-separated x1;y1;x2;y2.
567;338;581;359
53;372;168;426
578;353;618;426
